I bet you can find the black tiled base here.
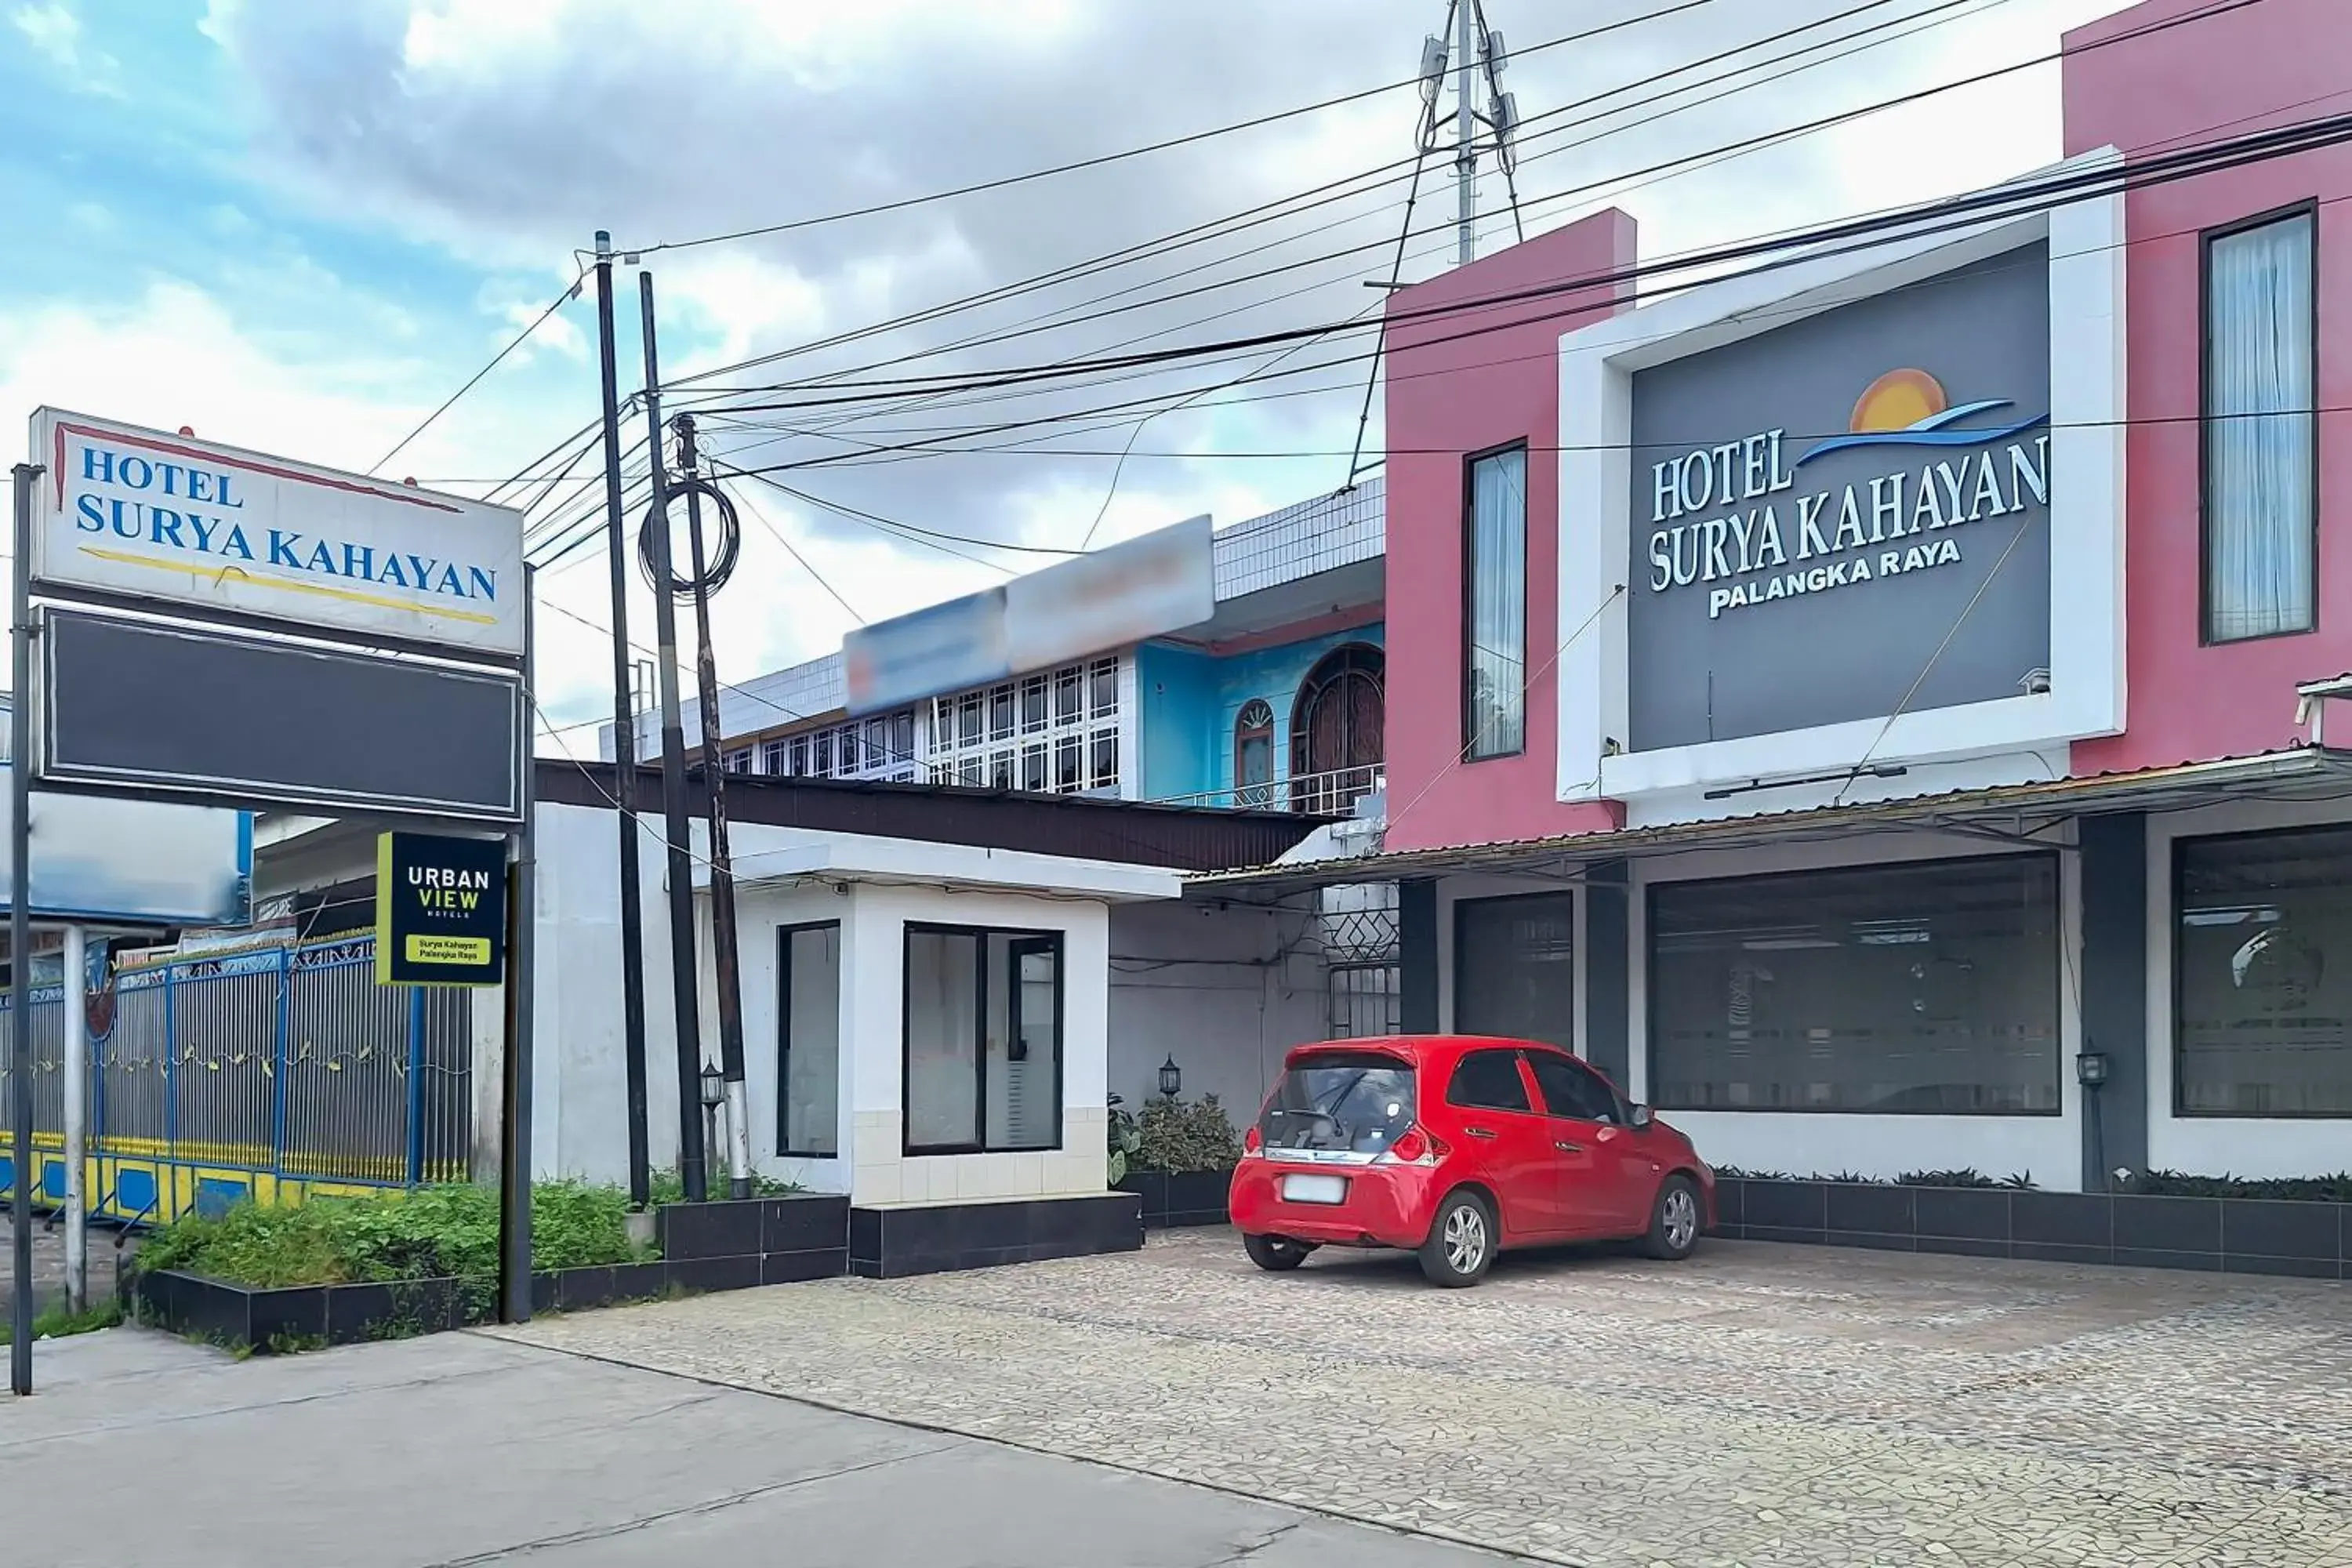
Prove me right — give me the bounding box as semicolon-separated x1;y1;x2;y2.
851;1192;1144;1279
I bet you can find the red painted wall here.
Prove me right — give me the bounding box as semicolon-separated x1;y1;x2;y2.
1381;209;1636;851
2065;0;2352;772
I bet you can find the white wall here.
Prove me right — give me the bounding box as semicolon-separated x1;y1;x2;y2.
1105;899;1327;1123
2145;793;2352;1180
847;883;1112;1206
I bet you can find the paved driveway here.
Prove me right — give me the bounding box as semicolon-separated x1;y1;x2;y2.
495;1229;2352;1567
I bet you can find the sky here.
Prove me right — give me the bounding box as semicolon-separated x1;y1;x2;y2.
0;0;2136;756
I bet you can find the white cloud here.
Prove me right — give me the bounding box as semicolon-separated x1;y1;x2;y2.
13;1;122;94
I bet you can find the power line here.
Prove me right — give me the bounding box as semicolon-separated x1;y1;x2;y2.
707;103;2342;427
368;269;586;475
623;0;1722;257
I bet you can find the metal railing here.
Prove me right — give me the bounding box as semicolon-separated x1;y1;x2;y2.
1148;764;1385;815
0;933;471;1193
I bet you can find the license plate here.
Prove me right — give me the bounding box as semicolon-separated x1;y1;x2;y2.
1281;1173;1348;1205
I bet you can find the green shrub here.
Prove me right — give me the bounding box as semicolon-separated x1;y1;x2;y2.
2128;1169;2352;1203
1131;1094;1243;1174
645;1167;801;1207
136;1179;651;1290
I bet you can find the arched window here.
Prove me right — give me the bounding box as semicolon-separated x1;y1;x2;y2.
1233;699;1275;808
1290;644;1384;815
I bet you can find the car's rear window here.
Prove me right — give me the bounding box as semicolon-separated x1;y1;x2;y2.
1259;1051;1416;1154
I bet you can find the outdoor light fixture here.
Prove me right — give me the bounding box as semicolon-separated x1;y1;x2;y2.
1159;1054;1182;1098
2074;1051;2111;1089
700;1062;726;1109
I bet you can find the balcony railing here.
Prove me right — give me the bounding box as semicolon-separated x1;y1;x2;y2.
1149;764;1385;816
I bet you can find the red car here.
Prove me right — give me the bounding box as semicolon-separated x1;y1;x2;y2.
1228;1035;1715;1287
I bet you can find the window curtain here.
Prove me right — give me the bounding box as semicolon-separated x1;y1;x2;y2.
1468;448;1528;757
2206;215;2317;641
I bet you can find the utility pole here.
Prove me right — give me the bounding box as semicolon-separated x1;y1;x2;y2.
635;274;708;1202
592;232;652;1210
670;415;753;1200
1423;2;1520;268
12;459;41;1395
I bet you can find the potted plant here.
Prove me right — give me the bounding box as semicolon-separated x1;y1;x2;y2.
1121;1094;1243;1228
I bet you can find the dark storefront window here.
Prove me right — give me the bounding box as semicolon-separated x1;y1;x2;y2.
777;922;840;1156
1454;893;1574;1051
2176;826;2352;1117
1648;856;2061;1115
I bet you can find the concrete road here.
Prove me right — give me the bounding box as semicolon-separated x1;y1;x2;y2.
4;1327;1515;1568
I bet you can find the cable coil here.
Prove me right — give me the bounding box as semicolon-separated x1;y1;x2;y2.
637;477;741;598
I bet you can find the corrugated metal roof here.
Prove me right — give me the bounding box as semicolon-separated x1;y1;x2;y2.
1185;748;2352;892
539;760;1334;873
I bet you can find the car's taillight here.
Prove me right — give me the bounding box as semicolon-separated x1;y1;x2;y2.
1377;1124;1445;1166
1242;1125;1263;1156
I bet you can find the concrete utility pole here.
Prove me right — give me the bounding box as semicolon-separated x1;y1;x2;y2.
61;924;85;1315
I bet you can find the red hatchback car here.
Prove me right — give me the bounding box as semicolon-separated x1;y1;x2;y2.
1229;1035;1715;1287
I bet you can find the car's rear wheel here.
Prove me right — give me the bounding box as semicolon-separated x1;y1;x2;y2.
1644;1174;1703;1261
1417;1189;1496;1288
1243;1233;1314;1272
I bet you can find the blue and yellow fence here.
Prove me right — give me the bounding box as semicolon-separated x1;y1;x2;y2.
0;934;474;1226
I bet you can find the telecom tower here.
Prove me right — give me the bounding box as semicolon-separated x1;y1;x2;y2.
1418;0;1523;266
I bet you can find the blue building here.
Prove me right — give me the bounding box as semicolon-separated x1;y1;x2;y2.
610;478;1387;820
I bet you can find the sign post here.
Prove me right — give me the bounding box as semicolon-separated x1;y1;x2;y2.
9;410;532;1393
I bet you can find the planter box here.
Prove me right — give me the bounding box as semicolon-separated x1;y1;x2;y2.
1712;1178;2350;1279
132;1194;854;1354
1116;1168;1234;1229
851;1192;1142;1279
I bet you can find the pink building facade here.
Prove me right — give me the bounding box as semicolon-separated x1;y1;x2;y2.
1250;0;2352;1192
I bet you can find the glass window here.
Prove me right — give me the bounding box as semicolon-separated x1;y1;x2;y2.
1235;699;1275;808
1020;677;1049;733
2204;210;2317;642
989;686;1016;742
956;755;982;786
812;733;833;775
1089;730;1117;790
838;728;860;772
1053;733;1081;792
904;925;1062;1153
989;750;1014;789
891;711;916;761
1454;892;1573;1052
722;748;752;775
1465;445;1527;759
1649;856;2062;1115
2176;826;2352;1117
789;735;808;776
1257;1050;1415;1154
1090;657;1119;718
1054;667;1081;724
778;923;840;1156
1447;1047;1532;1112
866;717;888;766
1526;1049;1620;1124
760;739;787;776
1021;743;1047;793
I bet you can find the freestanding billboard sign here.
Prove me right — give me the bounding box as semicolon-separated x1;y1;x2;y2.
28;409;525;659
9;408;535;1389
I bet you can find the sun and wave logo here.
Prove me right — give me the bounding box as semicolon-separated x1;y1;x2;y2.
1795;368;2048;466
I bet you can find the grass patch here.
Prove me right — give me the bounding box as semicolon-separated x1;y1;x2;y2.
644;1167;801;1207
2;1298;125;1343
136;1180;654;1290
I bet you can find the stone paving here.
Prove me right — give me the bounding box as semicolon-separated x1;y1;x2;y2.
492;1232;2352;1567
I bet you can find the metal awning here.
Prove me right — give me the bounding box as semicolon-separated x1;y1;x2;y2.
1185;747;2352;898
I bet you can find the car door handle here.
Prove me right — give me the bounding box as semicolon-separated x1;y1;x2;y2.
1555;1140;1584;1152
1462;1126;1497;1140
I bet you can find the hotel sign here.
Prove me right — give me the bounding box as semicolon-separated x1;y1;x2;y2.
1624;244;2054;752
29;409;526;659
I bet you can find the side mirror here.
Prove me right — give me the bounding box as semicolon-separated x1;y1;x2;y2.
1629;1104;1654;1131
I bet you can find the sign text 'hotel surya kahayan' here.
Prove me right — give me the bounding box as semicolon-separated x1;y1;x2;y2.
28;409;526;659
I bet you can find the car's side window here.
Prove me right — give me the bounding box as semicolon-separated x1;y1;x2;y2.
1526;1051;1619;1124
1446;1049;1533;1113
